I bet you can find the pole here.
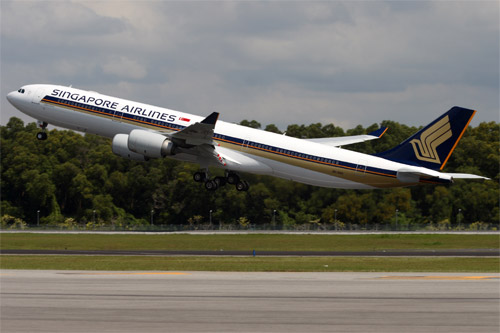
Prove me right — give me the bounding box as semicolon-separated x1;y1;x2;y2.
93;210;96;224
334;209;337;230
395;209;398;230
458;208;462;229
37;210;40;227
272;210;276;226
209;210;212;225
150;210;154;226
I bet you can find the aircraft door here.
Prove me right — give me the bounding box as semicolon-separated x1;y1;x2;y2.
241;136;252;151
356;159;367;177
112;109;123;122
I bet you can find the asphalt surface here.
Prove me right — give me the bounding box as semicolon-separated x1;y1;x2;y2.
2;248;499;256
1;270;499;333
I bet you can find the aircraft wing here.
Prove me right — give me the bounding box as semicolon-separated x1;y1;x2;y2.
163;111;244;170
161;112;272;173
167;112;219;146
305;127;388;147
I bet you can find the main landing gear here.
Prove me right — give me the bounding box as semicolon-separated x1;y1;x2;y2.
193;171;249;192
36;121;48;141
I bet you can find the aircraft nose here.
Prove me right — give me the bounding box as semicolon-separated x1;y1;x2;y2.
6;91;15;103
6;90;22;107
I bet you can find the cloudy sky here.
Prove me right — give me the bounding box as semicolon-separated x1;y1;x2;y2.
1;1;498;131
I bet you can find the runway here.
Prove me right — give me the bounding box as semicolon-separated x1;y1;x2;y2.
2;248;499;256
1;270;499;333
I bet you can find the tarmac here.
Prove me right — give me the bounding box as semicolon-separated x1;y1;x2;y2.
1;270;499;333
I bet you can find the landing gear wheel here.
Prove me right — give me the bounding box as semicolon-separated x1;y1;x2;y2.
36;132;47;141
205;180;218;191
36;121;48;140
227;173;240;185
193;172;205;183
236;180;249;192
214;176;226;187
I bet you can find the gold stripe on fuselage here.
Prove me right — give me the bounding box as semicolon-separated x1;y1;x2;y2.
44;98;418;188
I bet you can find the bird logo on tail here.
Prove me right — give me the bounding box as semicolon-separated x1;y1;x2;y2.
410;116;452;164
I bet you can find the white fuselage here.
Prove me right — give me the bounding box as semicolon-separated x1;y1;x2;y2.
7;84;438;189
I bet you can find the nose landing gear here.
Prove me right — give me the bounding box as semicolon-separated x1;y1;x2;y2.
36;121;48;141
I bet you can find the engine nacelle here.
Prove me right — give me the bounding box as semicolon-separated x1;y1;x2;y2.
112;134;148;161
127;129;175;158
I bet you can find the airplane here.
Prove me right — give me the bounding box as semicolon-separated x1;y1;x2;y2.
6;84;489;191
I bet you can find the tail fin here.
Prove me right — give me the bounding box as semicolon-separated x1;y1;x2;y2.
376;106;476;171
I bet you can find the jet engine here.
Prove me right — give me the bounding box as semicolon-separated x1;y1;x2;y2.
112;134;148;161
112;130;176;161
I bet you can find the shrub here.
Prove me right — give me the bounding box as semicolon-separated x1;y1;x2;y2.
1;215;27;230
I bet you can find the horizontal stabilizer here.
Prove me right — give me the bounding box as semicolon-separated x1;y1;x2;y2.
397;166;453;183
397;165;490;183
443;173;490;180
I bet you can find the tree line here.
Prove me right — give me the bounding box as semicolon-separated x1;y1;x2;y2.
1;117;498;230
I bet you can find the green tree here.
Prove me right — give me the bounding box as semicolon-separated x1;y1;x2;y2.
240;120;261;129
1;117;497;228
264;124;282;134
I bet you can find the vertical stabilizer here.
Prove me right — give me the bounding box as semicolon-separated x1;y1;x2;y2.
376;106;475;170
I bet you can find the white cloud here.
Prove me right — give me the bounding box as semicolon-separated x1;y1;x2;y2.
101;56;148;80
1;1;498;129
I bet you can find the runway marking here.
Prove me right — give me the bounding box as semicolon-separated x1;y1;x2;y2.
58;272;190;276
378;275;499;280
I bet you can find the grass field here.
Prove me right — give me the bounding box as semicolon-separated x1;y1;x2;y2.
1;233;498;272
1;255;499;272
1;233;499;251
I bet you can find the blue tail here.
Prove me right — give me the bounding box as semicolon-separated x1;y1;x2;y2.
376;106;476;171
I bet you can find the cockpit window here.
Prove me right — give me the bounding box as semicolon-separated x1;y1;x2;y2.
17;88;25;94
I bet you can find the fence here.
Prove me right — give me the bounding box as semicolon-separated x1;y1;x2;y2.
1;221;497;232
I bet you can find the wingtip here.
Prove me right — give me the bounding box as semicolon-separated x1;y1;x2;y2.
201;112;219;125
369;126;388;138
